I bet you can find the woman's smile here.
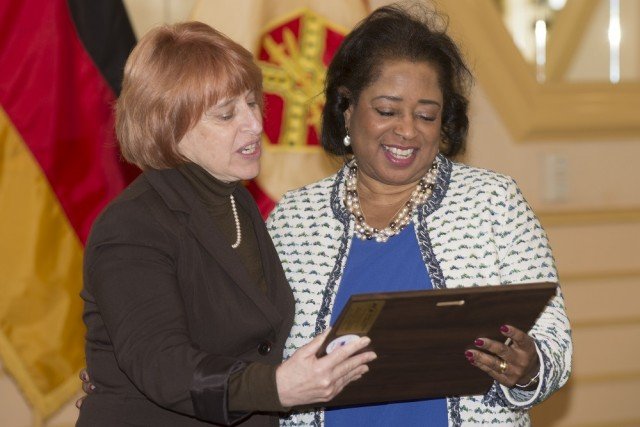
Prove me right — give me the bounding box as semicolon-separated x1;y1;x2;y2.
381;144;419;164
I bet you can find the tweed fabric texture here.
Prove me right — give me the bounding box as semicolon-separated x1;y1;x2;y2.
267;155;572;426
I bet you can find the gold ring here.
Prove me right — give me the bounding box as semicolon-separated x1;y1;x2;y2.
498;359;508;374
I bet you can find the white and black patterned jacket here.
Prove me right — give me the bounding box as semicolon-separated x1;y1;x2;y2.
267;155;572;427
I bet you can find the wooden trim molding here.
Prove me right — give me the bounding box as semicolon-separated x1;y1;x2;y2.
571;316;640;329
436;0;640;141
564;421;640;427
560;269;640;282
572;370;640;385
537;208;640;227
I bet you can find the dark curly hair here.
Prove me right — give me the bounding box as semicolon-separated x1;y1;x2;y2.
321;3;473;158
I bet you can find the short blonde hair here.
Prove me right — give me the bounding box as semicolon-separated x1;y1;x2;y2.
116;22;263;170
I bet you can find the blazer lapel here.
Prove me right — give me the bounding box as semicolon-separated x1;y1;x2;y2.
145;169;284;331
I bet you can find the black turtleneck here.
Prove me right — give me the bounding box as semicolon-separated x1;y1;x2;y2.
177;163;286;413
178;163;267;294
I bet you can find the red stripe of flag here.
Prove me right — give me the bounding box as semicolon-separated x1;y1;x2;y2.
0;0;133;243
246;179;276;220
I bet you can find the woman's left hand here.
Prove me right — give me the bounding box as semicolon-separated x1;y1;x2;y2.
75;368;95;408
465;324;540;389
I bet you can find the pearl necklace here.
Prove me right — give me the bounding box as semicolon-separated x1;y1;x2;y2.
344;159;438;243
229;195;242;248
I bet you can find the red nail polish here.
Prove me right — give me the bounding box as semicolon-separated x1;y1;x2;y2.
474;339;484;347
500;325;509;333
465;350;473;358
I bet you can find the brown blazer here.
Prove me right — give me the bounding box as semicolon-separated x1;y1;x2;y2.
78;168;295;426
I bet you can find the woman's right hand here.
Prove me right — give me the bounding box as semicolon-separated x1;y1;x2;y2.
275;330;376;407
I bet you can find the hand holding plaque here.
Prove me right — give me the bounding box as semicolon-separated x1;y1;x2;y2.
316;282;557;407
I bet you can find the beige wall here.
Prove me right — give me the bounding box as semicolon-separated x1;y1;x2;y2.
445;1;640;424
465;85;640;427
1;1;638;426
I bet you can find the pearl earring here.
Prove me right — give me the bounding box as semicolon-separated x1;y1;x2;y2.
343;134;351;147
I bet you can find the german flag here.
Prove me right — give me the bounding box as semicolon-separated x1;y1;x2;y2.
0;0;137;418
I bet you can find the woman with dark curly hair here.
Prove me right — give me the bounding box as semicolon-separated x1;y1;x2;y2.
268;3;572;426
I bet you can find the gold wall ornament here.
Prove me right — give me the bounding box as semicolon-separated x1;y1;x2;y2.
437;0;640;141
257;9;347;151
251;8;351;204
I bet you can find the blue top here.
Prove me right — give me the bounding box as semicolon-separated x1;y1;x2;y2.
325;224;448;427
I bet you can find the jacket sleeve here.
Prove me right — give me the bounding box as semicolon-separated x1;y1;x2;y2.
228;362;287;412
488;178;573;409
85;203;251;426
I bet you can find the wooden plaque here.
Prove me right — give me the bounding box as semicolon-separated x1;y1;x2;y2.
316;282;557;407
